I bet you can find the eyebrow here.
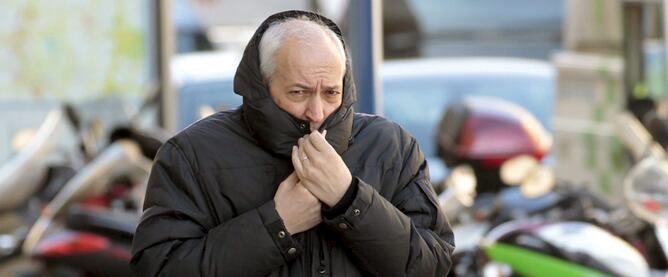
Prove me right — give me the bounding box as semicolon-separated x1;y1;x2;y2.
323;85;342;91
287;83;341;91
288;83;312;90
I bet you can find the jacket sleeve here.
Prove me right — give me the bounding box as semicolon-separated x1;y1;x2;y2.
322;138;455;277
130;140;301;277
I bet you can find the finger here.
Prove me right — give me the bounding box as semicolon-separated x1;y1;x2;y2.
309;130;332;152
298;136;306;150
298;140;310;166
292;146;305;176
296;181;317;195
302;135;320;159
322;129;327;138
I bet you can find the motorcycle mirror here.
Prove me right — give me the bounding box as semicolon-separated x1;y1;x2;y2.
615;112;665;160
0;109;80;212
500;155;538;186
445;165;477;207
519;165;555;198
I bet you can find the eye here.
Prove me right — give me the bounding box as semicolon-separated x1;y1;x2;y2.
325;90;341;96
287;90;308;101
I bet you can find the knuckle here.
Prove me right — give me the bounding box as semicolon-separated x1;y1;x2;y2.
306;166;319;175
303;168;312;178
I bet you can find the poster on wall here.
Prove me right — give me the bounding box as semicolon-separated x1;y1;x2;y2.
0;1;154;163
0;1;151;101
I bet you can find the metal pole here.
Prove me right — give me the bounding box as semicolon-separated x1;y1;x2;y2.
663;0;668;92
623;1;645;100
156;0;176;133
344;0;383;115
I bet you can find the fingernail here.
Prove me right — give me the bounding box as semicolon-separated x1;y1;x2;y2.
322;130;327;137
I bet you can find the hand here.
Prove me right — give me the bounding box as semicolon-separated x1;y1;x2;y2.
292;130;352;207
274;172;322;234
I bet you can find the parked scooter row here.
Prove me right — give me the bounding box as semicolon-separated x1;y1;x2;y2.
0;92;167;276
8;95;668;276
20;94;166;276
21;132;158;276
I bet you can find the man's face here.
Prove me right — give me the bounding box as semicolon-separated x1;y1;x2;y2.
268;33;345;132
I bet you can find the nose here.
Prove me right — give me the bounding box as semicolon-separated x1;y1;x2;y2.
305;95;324;130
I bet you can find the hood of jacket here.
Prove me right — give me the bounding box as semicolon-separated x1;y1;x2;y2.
233;10;357;157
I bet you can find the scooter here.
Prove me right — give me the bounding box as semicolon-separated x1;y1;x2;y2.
20;131;157;277
434;96;552;195
613;111;668;271
0;104;92;262
441;157;651;277
437;97;651;276
447;110;668;276
21;91;165;277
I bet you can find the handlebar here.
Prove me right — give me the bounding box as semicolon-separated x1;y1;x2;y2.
615;112;665;160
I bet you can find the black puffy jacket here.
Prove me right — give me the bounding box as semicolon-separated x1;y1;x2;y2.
131;10;454;277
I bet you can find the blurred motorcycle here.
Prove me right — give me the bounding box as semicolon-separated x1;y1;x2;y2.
441;156;650;277
613;111;668;270
20;92;165;277
0;104;92;262
437;97;651;276
22;137;155;277
435;97;552;195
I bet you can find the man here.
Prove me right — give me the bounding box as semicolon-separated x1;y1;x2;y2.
131;10;454;276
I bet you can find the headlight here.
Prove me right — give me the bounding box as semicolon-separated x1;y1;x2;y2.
624;157;668;224
446;165;477;207
500;155;554;198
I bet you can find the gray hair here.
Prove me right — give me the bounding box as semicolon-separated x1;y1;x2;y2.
258;16;346;84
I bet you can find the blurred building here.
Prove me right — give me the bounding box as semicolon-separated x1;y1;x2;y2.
173;0;564;60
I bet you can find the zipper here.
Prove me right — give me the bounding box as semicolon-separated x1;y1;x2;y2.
304;231;312;277
318;234;326;276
